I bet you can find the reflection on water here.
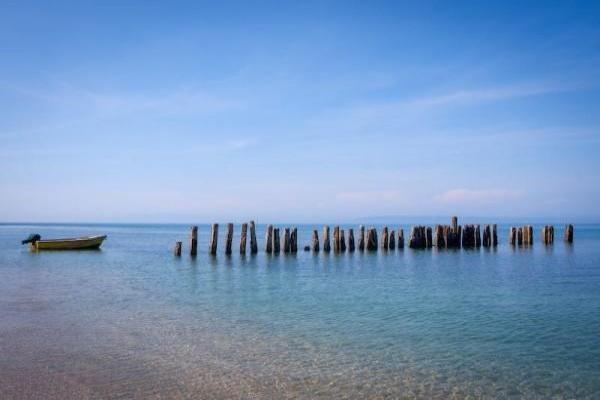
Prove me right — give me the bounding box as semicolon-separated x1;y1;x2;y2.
1;223;600;399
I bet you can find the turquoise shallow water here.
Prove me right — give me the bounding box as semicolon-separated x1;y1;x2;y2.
1;222;599;399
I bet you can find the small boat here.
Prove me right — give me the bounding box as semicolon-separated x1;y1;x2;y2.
22;234;107;251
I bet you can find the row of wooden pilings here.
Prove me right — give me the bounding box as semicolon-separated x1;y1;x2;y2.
173;218;574;256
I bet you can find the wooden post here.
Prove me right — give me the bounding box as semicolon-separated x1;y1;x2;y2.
509;227;516;246
409;226;427;249
398;229;404;249
265;224;273;253
366;228;378;251
209;223;219;255
564;224;574;243
312;230;320;252
224;223;233;255
174;241;182;256
475;225;481;247
483;225;491;247
381;226;389;250
517;227;523;246
542;225;555;245
333;226;340;252
190;226;198;256
451;216;458;232
348;228;355;252
240;223;248;254
290;227;298;253
323;226;331;252
426;227;433;248
282;227;291;253
492;224;498;246
462;225;475;248
434;225;445;247
272;228;280;253
389;230;396;249
249;220;258;254
358;225;365;251
340;230;346;252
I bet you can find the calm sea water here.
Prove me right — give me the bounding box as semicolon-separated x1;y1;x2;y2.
1;222;599;399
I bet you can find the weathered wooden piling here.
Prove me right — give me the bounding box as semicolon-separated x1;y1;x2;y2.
190;226;198;256
483;224;495;247
433;225;444;247
290;227;298;253
340;230;346;252
174;241;182;256
524;225;533;245
517;227;523;246
509;227;517;246
240;223;248;254
381;227;389;250
209;223;219;255
542;225;554;245
273;228;280;253
224;223;233;255
564;224;574;243
409;226;427;249
475;225;481;247
492;224;498;246
265;224;273;253
348;228;355;252
451;216;458;232
323;226;331;252
333;226;341;252
282;227;291;253
312;230;320;252
398;229;404;249
426;227;433;248
358;225;365;251
389;230;396;249
249;220;258;254
366;228;378;251
462;225;476;248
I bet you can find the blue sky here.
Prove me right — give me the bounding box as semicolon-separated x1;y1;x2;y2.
1;1;599;222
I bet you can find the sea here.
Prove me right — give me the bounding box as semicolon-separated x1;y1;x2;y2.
1;222;599;399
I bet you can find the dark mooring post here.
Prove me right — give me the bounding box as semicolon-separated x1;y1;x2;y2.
542;225;555;245
462;225;475;248
358;225;365;251
366;228;378;251
323;226;331;252
348;228;355;252
434;225;444;247
389;230;396;250
312;230;320;252
273;228;280;253
209;223;219;255
282;227;291;253
224;223;233;255
190;226;198;256
240;223;248;254
265;225;273;254
409;226;427;249
249;221;258;254
174;241;182;256
381;227;389;250
340;230;346;252
475;225;481;247
291;227;298;253
517;227;523;246
398;229;404;249
426;227;433;248
333;226;340;252
451;216;458;232
482;225;490;247
564;224;574;243
509;227;517;246
492;224;498;246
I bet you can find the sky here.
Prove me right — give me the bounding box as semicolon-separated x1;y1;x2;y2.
1;1;599;223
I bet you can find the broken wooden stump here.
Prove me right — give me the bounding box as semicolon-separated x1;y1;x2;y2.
358;225;365;251
265;225;273;254
542;225;554;245
190;226;198;257
509;227;517;246
389;230;396;250
409;226;427;249
333;226;340;252
475;225;481;247
282;227;291;253
224;223;233;255
398;229;404;249
381;227;389;250
564;224;574;243
517;227;523;246
174;241;182;257
323;226;331;252
462;225;476;248
433;225;444;247
290;227;298;253
209;223;219;255
483;225;494;247
311;230;320;252
426;227;433;248
348;228;355;252
366;228;378;251
340;229;346;252
240;223;248;254
273;228;280;253
249;220;258;254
